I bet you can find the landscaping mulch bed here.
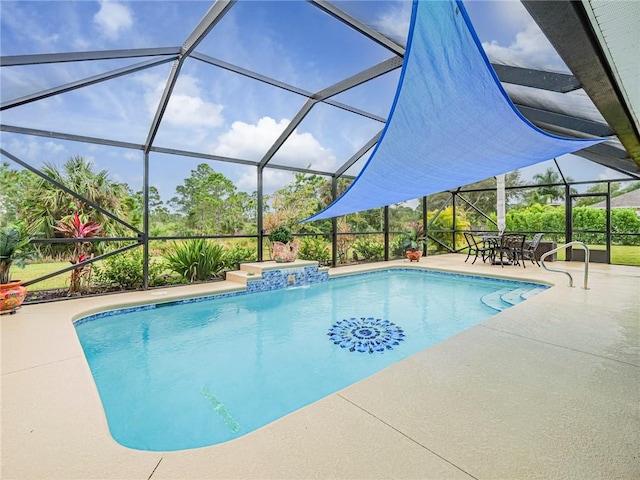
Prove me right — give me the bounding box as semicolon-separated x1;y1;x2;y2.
24;286;139;304
24;278;226;305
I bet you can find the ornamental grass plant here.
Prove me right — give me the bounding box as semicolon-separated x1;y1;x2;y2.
164;239;226;282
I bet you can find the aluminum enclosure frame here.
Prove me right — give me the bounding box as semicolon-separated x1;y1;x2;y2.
1;0;638;295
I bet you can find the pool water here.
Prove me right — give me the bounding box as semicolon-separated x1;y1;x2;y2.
75;269;546;451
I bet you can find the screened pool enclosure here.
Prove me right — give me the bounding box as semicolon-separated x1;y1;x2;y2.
1;0;639;299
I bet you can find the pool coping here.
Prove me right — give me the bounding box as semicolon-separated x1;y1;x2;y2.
2;255;639;479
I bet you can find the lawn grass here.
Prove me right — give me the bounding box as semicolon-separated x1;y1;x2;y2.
15;262;69;291
546;245;638;265
610;245;640;266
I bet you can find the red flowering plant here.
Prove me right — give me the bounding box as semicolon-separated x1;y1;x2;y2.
54;212;103;294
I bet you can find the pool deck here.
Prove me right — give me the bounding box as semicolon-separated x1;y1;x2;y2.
2;255;639;479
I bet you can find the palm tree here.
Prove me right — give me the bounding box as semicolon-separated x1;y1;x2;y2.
22;156;132;240
527;168;567;205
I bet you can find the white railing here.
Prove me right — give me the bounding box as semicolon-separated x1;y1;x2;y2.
540;241;590;289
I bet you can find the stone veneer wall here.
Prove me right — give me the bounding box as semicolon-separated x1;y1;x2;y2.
246;265;328;293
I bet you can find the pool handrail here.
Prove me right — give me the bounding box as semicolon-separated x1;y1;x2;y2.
540;241;590;290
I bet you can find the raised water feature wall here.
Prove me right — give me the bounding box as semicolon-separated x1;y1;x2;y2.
245;263;329;293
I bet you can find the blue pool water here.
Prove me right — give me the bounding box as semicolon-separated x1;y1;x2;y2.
75;269;546;451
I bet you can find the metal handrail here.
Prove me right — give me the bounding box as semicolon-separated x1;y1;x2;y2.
540;241;590;289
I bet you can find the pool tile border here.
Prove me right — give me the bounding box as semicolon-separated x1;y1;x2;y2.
73;265;548;327
347;267;551;290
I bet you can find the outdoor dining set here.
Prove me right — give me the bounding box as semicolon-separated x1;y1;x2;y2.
463;232;545;268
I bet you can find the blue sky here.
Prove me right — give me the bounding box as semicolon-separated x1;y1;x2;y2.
0;0;630;202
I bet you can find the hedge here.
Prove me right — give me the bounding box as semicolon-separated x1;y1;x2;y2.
504;204;640;245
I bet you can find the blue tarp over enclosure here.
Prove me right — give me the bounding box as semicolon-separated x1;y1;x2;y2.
305;0;606;222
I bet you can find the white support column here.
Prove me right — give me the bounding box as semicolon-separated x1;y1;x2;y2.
497;174;506;234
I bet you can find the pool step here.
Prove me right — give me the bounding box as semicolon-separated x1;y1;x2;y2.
500;287;529;306
520;286;548;299
482;286;548;312
481;288;513;311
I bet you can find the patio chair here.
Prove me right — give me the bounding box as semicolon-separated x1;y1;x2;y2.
463;232;493;264
495;233;525;267
509;233;527;267
521;233;544;266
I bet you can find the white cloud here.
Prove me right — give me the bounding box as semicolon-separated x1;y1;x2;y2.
123;151;140;162
245;169;290;194
213;117;284;161
72;36;93;51
93;1;134;41
43;141;66;154
140;73;224;129
3;137;67;166
490;1;531;31
371;2;412;45
482;18;567;73
212;117;337;192
165;93;225;128
0;1;60;51
370;2;565;72
5;138;42;163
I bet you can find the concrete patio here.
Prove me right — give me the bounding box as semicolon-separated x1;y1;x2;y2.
2;255;639;479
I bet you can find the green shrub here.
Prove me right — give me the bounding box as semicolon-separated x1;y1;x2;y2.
390;236;406;257
505;204;565;242
353;237;384;261
611;209;640;245
224;244;257;271
428;206;470;250
267;226;293;244
505;205;640;246
298;236;331;265
94;248;164;289
164;239;226;282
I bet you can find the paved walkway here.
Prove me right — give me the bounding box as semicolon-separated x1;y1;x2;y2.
2;255;639;479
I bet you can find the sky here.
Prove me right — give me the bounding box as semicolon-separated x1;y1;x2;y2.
0;0;632;203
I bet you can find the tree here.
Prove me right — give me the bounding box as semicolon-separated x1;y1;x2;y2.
616;181;640;195
21;155;132;240
129;186;174;228
264;173;334;234
574;182;622;206
525;168;566;205
460;171;523;210
222;191;257;234
170;163;237;235
389;204;420;232
426;206;470;251
0;162;31;225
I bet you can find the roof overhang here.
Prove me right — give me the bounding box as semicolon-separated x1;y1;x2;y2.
522;0;640;168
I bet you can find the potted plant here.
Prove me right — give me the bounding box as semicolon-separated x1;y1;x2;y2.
400;222;426;262
267;225;299;263
0;226;35;314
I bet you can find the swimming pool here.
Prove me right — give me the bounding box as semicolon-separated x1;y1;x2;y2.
75;268;547;451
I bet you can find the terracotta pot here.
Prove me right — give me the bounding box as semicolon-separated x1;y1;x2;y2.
406;249;422;262
0;280;27;314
